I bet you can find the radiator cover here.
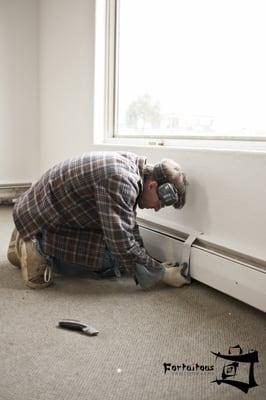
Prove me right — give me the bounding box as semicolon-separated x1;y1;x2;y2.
139;224;266;312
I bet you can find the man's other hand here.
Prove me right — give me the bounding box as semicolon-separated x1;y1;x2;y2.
161;261;190;288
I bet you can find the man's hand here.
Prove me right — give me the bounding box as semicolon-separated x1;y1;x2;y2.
161;261;190;288
134;261;190;289
134;264;165;289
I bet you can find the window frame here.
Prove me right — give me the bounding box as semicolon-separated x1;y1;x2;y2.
96;0;266;148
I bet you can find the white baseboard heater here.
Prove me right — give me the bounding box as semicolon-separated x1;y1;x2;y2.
138;218;266;313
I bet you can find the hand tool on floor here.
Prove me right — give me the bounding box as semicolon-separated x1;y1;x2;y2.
58;319;99;336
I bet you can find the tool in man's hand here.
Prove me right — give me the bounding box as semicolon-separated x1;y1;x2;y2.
58;319;99;336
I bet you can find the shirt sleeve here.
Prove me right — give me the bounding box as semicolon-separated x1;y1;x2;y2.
95;174;161;275
133;220;144;248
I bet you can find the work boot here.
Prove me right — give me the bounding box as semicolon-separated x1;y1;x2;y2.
20;240;53;289
7;228;23;268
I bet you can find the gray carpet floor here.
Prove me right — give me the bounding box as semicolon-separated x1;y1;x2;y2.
0;259;265;400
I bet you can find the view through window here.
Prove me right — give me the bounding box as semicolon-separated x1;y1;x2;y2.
114;0;266;139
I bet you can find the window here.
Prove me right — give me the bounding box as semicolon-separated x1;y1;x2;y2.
101;0;266;142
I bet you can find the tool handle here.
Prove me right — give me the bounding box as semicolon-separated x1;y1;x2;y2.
58;319;99;336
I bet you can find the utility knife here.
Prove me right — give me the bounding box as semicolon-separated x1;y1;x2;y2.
58;319;99;336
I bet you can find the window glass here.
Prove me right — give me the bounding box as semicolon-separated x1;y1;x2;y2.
115;0;266;138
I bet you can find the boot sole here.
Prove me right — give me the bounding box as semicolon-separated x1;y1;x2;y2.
7;228;22;268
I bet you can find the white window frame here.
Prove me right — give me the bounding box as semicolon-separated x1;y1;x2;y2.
94;0;266;151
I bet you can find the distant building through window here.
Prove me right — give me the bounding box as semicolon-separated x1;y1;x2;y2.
105;0;266;140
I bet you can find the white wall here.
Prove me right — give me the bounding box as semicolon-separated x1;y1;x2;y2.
0;0;39;183
37;0;266;263
124;146;266;261
39;0;95;171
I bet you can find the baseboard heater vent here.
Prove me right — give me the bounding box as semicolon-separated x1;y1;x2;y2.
138;219;266;312
0;183;31;206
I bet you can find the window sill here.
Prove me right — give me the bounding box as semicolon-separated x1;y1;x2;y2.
94;137;266;153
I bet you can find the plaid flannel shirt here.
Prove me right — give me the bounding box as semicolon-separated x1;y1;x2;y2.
13;151;162;275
